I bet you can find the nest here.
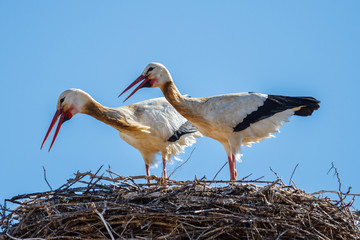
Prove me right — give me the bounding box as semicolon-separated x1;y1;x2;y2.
1;168;359;239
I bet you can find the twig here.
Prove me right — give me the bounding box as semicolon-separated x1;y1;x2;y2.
157;223;181;239
168;147;196;179
6;233;45;240
181;223;192;240
211;161;228;183
45;207;57;229
195;221;217;240
327;162;350;205
276;230;288;240
327;162;342;193
55;171;87;191
253;176;265;181
289;163;299;185
92;203;115;240
312;190;360;197
88;165;104;186
121;216;135;236
241;173;253;181
42;166;53;191
1;200;8;226
107;165;114;179
84;173;105;194
291;179;298;189
94;165;104;177
269;166;284;185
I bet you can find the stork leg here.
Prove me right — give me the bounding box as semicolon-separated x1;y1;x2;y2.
228;155;236;181
145;164;151;184
232;154;237;180
162;157;168;182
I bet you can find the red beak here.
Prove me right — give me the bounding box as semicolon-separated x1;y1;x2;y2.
118;75;150;102
41;109;72;151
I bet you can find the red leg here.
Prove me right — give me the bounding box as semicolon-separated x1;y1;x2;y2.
232;154;237;180
228;155;235;181
162;157;167;182
145;164;151;184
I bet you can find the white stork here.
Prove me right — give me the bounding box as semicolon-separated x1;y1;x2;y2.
119;63;320;181
41;88;202;183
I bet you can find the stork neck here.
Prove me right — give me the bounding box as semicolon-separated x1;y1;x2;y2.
160;81;201;122
160;81;185;107
83;101;121;128
83;100;142;133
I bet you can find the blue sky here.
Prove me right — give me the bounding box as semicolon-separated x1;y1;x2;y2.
1;1;359;209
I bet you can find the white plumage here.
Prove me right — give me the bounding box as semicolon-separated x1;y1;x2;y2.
115;97;201;165
41;88;202;183
120;63;320;181
182;93;292;160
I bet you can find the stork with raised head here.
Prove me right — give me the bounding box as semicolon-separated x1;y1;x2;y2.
119;63;320;181
41;88;202;183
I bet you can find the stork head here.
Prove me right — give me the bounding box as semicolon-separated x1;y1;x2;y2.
41;89;91;151
119;62;172;102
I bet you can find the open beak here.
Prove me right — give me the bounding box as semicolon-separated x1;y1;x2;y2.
41;109;72;151
118;75;150;102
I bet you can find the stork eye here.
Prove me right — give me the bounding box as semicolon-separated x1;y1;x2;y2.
147;67;154;74
60;97;65;104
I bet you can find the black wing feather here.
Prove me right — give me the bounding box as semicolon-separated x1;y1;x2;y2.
233;94;320;132
168;121;198;142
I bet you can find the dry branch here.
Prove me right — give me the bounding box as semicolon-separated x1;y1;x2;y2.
1;170;359;239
